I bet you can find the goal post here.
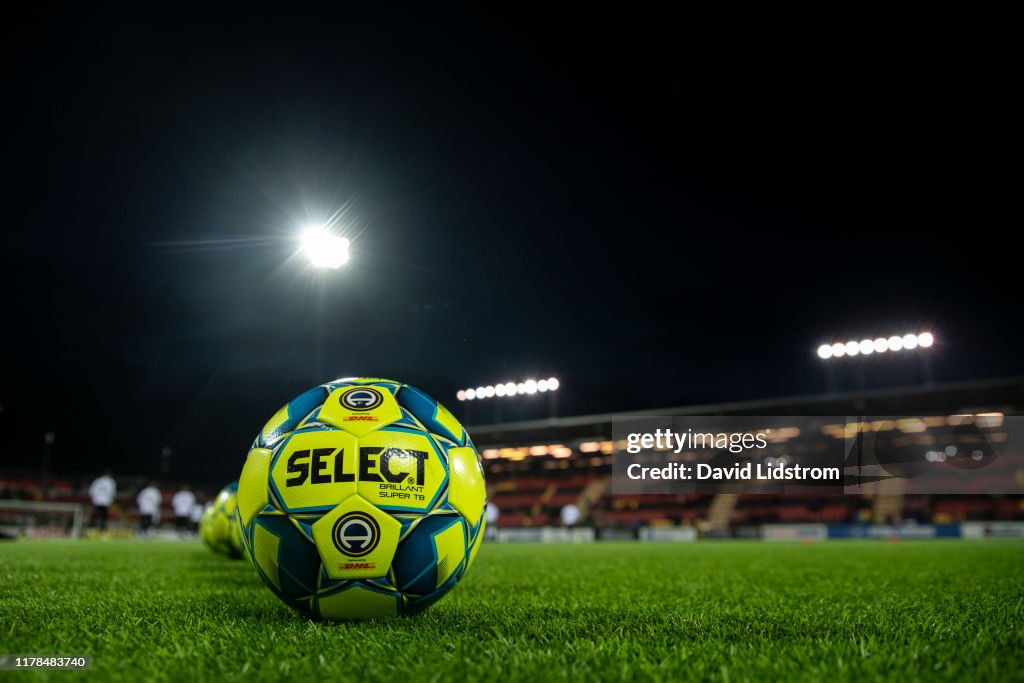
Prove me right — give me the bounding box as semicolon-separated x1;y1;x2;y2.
0;499;86;539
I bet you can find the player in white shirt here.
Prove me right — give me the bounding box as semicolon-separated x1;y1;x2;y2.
189;499;205;533
560;503;580;528
171;486;197;535
137;482;162;534
88;470;116;531
485;501;500;540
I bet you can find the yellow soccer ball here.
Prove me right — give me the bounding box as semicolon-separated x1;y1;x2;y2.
237;378;486;619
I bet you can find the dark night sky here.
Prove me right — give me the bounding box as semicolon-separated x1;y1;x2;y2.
1;7;1020;484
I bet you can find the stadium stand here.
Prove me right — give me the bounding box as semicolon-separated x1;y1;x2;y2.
475;376;1024;534
3;377;1022;537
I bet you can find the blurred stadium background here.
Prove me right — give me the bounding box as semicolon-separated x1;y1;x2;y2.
5;374;1022;544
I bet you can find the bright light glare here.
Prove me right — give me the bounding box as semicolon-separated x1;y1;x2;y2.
460;377;561;400
818;332;934;360
301;226;349;269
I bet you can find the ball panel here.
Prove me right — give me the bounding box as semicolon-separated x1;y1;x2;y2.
316;385;403;437
268;429;359;513
396;385;466;446
254;515;322;598
230;510;244;556
259;385;329;447
392;514;467;595
402;581;457;616
238;448;272;527
317;583;400;620
355;428;449;513
310;495;401;580
252;521;282;591
199;505;215;547
447;446;486;527
430;516;467;590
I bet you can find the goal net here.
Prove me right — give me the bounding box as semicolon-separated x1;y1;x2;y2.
0;500;86;539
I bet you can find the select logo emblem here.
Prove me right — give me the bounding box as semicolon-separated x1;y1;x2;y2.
332;511;380;557
340;387;384;412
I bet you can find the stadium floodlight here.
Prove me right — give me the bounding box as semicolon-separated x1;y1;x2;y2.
300;225;349;269
817;332;935;360
457;376;561;401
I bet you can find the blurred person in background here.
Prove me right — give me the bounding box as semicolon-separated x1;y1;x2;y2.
137;481;161;536
88;469;116;531
171;485;196;536
189;497;204;532
485;501;500;541
560;503;580;529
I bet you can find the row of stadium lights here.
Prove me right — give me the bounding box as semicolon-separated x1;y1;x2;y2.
817;332;934;360
457;377;560;401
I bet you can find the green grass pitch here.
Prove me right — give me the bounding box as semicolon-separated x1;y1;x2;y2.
1;540;1023;682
